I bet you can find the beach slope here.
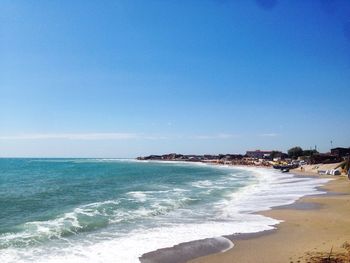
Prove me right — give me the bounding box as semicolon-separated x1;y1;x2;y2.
190;176;350;263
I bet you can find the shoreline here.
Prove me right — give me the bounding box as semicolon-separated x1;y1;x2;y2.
188;172;350;263
140;163;346;263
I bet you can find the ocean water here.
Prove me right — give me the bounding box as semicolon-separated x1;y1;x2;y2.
0;158;329;263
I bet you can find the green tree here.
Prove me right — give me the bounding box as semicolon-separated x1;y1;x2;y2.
288;147;303;159
270;151;281;159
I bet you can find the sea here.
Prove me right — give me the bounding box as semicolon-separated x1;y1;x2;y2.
0;158;329;263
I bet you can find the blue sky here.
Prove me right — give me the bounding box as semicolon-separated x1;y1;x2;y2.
1;0;350;157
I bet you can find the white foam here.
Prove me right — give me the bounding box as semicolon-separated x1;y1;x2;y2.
191;180;214;188
0;216;275;263
0;166;331;263
219;237;234;252
219;167;330;215
0;200;122;248
126;191;148;202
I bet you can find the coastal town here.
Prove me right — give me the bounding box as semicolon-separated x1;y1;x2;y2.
137;146;350;176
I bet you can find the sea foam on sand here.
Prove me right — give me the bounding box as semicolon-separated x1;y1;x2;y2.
0;166;330;263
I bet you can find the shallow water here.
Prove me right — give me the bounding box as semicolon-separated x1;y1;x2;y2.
0;159;329;262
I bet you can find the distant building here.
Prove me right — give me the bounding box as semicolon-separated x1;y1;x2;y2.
310;153;341;164
161;153;187;160
246;150;273;159
203;155;219;160
331;147;350;158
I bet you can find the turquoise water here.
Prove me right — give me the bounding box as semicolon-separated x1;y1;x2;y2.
0;159;329;262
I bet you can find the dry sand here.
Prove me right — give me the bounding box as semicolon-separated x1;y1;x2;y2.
189;173;350;263
293;163;344;177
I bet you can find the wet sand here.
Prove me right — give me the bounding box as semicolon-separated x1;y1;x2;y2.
140;237;233;263
189;175;350;263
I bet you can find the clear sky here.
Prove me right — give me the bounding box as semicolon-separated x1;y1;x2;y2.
1;0;350;157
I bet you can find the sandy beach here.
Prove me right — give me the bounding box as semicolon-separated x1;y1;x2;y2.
189;168;350;263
